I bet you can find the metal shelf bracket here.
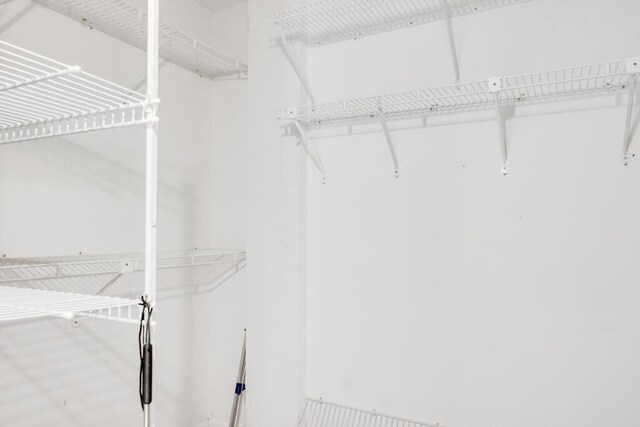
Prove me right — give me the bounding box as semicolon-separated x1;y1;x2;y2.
293;119;326;179
441;0;460;82
278;31;316;104
379;105;399;178
623;57;640;165
489;76;508;175
488;77;508;175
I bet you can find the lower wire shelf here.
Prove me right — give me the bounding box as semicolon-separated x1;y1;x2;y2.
0;285;140;324
300;398;439;427
0;249;246;324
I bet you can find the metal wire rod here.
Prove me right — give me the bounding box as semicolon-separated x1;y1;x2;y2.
0;40;154;144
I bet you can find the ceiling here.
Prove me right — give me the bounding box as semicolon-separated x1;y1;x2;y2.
195;0;247;12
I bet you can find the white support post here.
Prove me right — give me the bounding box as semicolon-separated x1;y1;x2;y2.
623;57;640;165
145;0;159;317
379;108;399;178
144;0;159;426
441;0;460;82
293;120;326;179
489;77;507;175
277;31;316;104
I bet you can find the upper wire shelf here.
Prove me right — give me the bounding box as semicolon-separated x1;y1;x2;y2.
283;58;638;125
299;398;439;427
271;0;532;47
33;0;248;79
0;40;155;144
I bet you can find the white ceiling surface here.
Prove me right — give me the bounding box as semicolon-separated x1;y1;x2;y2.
195;0;246;11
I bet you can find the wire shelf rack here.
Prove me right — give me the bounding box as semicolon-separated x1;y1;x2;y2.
299;398;439;427
283;58;637;125
33;0;248;79
0;249;246;299
0;286;140;324
0;40;155;144
271;0;531;47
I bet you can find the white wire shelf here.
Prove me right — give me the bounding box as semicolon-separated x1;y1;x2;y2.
299;398;439;427
0;40;155;144
0;249;246;298
33;0;248;79
271;0;531;47
0;286;140;324
283;57;640;125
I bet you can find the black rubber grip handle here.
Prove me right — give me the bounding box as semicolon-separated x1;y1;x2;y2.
142;344;153;404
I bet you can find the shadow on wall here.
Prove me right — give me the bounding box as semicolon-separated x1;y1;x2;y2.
0;317;186;427
0;1;35;36
16;137;195;217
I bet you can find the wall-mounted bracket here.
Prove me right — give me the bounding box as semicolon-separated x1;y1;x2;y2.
441;0;460;82
489;77;508;175
622;57;639;165
277;30;316;104
293;120;326;180
379;107;399;178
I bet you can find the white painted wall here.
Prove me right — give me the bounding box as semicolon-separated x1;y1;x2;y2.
245;0;308;426
304;1;640;426
0;0;248;426
192;3;249;427
4;0;637;426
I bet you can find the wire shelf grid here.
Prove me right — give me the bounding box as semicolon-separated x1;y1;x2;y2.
285;59;634;125
271;0;531;47
299;398;439;427
0;249;246;298
0;40;154;144
34;0;248;79
0;249;245;325
0;286;140;324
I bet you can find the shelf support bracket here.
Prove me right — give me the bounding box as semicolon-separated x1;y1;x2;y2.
293;120;326;179
441;0;460;82
97;273;124;295
379;107;399;178
489;77;508;175
277;31;316;104
623;57;640;165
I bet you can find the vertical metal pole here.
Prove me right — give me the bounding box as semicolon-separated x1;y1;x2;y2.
144;0;159;426
623;74;638;164
229;334;247;427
